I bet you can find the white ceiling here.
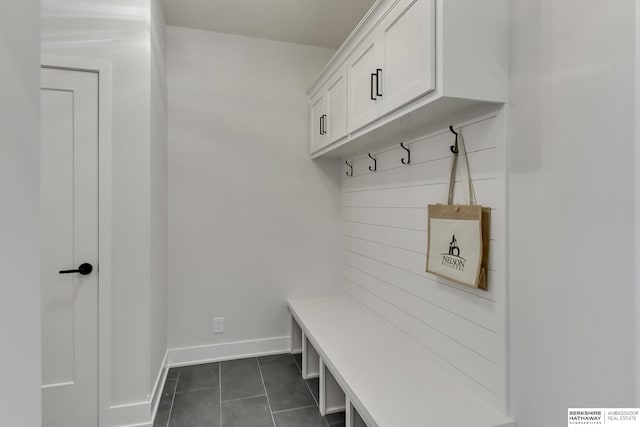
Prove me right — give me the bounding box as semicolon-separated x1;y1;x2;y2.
161;0;377;49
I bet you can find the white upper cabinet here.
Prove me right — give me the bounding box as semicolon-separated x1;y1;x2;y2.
309;91;327;153
378;0;435;116
307;0;508;157
347;0;435;133
310;66;348;153
325;67;348;144
347;32;381;132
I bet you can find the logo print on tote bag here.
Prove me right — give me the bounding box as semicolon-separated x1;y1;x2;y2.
441;235;465;271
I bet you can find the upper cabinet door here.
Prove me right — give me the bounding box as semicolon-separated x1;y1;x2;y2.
310;92;327;153
379;0;435;115
326;67;348;144
347;32;382;133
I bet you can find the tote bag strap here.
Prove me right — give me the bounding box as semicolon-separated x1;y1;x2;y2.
446;137;458;205
446;130;477;205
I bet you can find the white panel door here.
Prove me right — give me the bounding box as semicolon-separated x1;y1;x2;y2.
326;66;348;144
347;32;381;132
310;91;327;153
41;67;99;427
379;0;435;115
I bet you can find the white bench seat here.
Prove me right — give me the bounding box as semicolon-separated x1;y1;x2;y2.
288;296;514;427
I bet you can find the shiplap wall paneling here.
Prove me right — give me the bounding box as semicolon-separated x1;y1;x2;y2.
340;110;507;412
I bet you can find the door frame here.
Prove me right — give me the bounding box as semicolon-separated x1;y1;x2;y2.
41;55;113;427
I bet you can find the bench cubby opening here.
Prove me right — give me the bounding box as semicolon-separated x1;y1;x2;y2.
290;316;302;354
346;399;368;427
319;359;346;415
302;333;320;379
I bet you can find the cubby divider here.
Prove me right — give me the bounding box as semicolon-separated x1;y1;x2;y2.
302;333;320;379
319;359;346;416
290;316;302;354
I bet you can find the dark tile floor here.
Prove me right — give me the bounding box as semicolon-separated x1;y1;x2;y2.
154;352;346;427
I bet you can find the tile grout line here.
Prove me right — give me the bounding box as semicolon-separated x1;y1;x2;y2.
294;355;302;373
174;385;220;395
294;355;330;426
221;393;267;403
257;359;277;427
301;374;330;427
219;362;222;427
304;379;320;408
165;372;179;427
271;404;318;414
294;359;330;427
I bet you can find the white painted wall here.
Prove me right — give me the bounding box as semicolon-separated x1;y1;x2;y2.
340;110;508;411
41;0;166;411
150;0;168;392
167;26;342;355
509;1;637;424
0;1;41;426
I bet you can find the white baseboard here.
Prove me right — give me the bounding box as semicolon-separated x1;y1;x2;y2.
167;336;290;367
150;350;170;423
111;350;168;427
110;400;152;427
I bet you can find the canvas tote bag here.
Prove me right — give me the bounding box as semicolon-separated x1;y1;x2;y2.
426;131;490;290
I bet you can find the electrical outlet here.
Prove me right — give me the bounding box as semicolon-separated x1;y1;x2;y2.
213;317;224;334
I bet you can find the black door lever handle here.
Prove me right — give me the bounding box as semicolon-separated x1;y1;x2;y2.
59;263;93;275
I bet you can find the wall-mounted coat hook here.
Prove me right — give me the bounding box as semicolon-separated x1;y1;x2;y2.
449;125;459;154
345;160;353;177
400;142;410;165
368;153;377;172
